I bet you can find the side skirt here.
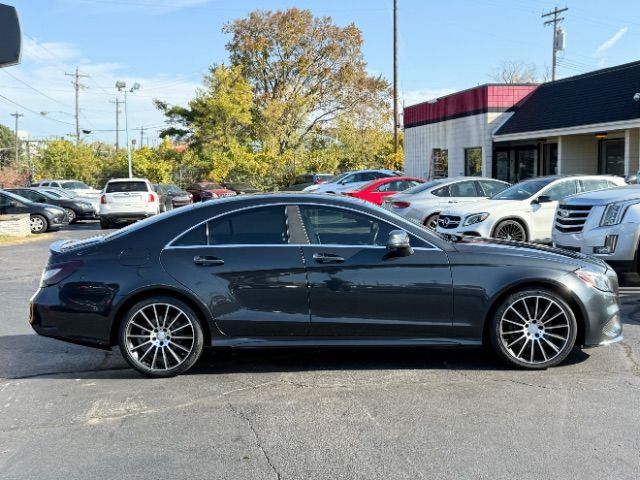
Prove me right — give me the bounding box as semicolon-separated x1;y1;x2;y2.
210;337;482;349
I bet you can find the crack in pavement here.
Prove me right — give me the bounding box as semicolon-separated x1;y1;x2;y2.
226;401;282;480
618;341;640;379
0;366;129;382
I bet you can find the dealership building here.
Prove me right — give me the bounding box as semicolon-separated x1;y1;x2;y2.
403;60;640;183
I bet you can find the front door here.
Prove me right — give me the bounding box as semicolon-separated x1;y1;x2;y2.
295;205;453;338
160;205;309;337
530;179;578;242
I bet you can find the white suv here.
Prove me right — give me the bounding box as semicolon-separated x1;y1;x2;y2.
553;185;640;273
99;178;159;229
435;175;626;243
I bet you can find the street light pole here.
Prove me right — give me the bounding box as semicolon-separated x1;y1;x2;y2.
116;81;140;178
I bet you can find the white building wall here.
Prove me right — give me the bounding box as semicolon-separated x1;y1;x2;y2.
625;128;640;176
558;135;599;174
403;113;495;178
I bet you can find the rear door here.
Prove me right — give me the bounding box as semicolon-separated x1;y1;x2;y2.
161;205;309;338
296;205;453;338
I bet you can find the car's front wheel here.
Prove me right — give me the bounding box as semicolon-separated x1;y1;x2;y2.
64;208;77;224
493;219;527;242
30;214;48;233
424;214;439;231
489;289;577;369
118;296;205;377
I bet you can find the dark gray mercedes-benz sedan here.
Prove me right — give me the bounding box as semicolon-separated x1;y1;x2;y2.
29;194;622;377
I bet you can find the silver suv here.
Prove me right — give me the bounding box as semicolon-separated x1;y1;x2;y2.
553;185;640;273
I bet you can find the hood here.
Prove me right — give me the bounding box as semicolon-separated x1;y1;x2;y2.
204;188;235;194
562;185;640;206
453;236;608;272
440;198;519;216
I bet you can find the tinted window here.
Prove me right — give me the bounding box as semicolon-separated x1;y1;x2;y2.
544;180;577;201
402;179;446;195
106;181;149;193
449;181;478;197
173;224;207;246
373;180;403;192
492;178;554;200
432;185;449;197
479;180;509;197
580;179;609;193
13;190;42;202
300;206;398;247
61;181;90;189
209;206;288;245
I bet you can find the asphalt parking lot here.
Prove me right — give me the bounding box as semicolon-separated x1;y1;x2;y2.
1;223;639;479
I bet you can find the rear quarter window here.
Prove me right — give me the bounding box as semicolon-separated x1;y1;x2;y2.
105;181;149;193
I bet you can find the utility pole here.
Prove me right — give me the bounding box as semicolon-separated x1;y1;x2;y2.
393;0;399;154
140;126;144;149
109;98;122;149
10;112;23;164
542;6;568;81
65;67;89;145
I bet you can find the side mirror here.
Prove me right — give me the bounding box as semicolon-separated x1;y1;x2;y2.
535;195;552;204
387;230;413;254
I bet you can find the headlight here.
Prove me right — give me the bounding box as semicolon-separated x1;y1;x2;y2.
79;202;92;208
600;200;640;226
575;268;613;292
463;212;489;226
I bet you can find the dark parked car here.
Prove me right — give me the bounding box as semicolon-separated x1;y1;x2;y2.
287;173;334;191
186;182;237;202
6;187;96;223
30;194;622;377
221;181;262;195
153;184;193;211
0;189;68;233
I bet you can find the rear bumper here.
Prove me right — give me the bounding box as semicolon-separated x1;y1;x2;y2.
171;199;192;207
100;213;154;222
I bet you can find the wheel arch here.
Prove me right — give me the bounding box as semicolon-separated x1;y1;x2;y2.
481;279;587;347
491;216;530;241
109;286;213;347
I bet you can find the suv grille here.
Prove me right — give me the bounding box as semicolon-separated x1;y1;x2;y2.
438;215;461;229
554;204;592;233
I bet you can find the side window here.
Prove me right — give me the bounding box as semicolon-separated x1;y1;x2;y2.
18;190;40;201
431;185;449;197
449;181;479;197
479;180;508;197
580;179;609;193
341;174;355;184
299;205;418;247
172;206;288;246
544;181;577;201
374;180;403;192
52;182;61;188
41;182;50;187
209;206;288;245
369;172;387;180
0;194;11;208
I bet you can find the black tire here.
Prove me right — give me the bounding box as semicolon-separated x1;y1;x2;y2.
100;218;111;229
488;288;577;369
424;213;439;231
64;208;77;224
118;296;205;378
493;219;527;242
30;214;48;234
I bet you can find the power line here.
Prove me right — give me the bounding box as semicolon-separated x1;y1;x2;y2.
0;93;75;125
1;70;73;109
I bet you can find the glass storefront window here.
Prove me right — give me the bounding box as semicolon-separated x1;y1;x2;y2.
599;139;624;176
465;147;482;176
517;149;538;181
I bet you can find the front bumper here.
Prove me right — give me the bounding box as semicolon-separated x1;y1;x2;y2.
553;222;640;272
436;219;495;238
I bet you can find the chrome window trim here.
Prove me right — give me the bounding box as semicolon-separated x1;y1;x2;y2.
164;201;441;252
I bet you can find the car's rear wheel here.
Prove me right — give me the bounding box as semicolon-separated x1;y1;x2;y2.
494;219;527;242
424;214;439;231
118;296;204;377
100;218;111;229
64;208;77;224
30;214;48;233
489;289;577;369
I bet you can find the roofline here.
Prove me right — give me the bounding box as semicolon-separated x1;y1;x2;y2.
404;83;539;109
539;59;640;87
494;118;640;141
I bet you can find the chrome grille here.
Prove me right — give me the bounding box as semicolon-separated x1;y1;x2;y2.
437;215;461;229
554;204;592;233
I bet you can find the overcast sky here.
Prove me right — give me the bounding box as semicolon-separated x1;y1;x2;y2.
1;0;638;144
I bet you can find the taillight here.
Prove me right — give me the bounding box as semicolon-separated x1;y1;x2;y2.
149;193;155;202
100;195;107;204
392;201;410;208
40;261;83;287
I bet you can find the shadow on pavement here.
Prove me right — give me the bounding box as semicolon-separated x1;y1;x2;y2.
0;333;591;380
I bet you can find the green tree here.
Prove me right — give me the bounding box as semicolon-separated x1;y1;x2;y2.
34;140;99;185
223;8;389;154
0;123;16;167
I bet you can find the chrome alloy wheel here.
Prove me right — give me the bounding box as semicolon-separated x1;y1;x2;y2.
124;303;195;371
495;220;526;242
499;295;570;365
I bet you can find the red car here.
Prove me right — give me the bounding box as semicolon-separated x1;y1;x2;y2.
187;182;237;202
344;176;424;205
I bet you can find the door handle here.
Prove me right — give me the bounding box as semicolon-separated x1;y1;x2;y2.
312;253;345;264
193;255;224;266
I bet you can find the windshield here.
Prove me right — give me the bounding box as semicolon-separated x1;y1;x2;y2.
491;178;555;200
326;172;350;184
61;181;91;189
201;183;223;190
401;179;446;195
106;181;149;193
0;190;33;204
166;184;182;193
